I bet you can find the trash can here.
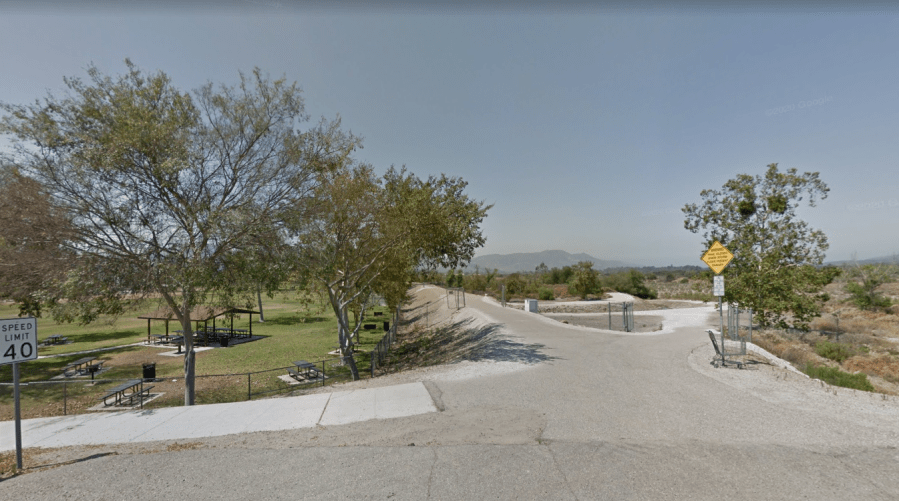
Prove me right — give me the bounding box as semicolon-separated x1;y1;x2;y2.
383;321;390;331
142;363;156;382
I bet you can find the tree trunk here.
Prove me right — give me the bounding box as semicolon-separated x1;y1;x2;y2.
339;306;360;381
256;285;265;323
327;286;361;381
180;294;196;406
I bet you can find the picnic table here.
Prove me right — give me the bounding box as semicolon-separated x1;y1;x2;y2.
44;334;68;345
99;379;153;407
152;333;184;345
289;360;319;381
63;357;99;377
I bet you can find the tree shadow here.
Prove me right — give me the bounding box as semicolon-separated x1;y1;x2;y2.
66;330;142;344
262;315;327;326
426;316;557;365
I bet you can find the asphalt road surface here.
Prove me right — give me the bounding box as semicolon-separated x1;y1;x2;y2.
3;291;898;500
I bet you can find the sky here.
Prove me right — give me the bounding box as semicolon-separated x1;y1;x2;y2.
1;2;898;267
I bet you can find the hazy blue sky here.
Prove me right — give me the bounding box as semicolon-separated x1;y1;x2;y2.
2;3;897;266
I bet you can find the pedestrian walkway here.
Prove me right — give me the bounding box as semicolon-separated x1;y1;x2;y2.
0;382;437;451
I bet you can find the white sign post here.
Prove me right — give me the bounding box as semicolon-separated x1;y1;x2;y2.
1;317;37;472
1;317;38;364
713;275;725;297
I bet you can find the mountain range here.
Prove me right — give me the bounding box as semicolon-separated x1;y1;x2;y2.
462;250;632;274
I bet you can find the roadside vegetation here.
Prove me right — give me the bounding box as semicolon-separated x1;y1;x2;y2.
434;262;666;302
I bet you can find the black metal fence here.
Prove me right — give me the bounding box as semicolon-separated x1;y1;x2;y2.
1;309;406;420
370;310;399;377
0;351;389;419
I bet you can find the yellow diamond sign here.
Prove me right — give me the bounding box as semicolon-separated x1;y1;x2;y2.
701;240;734;275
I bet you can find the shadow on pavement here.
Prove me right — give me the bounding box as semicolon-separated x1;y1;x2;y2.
428;316;557;365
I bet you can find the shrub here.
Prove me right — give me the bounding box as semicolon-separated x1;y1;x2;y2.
815;341;853;363
604;269;657;299
804;364;875;392
538;287;554;301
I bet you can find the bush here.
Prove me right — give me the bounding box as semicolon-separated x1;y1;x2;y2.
604;269;657;299
815;341;853;363
804;364;875;392
845;282;893;310
538;287;554;300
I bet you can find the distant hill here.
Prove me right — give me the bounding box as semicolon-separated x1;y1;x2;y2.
463;250;631;273
826;254;898;266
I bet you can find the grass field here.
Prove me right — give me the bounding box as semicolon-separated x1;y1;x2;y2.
0;294;395;418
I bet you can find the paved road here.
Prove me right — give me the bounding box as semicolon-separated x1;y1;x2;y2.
3;291;899;500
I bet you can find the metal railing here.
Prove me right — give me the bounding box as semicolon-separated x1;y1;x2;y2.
370;310;399;377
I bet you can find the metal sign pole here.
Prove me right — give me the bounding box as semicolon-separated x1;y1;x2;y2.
718;296;724;359
13;362;23;470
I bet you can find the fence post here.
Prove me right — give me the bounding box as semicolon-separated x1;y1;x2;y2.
371;351;375;378
248;373;251;401
322;360;325;387
608;302;611;330
749;308;753;344
64;381;67;416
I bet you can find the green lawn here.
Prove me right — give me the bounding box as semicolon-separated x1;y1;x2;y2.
0;295;394;417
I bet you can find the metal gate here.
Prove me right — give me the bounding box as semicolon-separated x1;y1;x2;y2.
622;302;634;332
446;287;466;310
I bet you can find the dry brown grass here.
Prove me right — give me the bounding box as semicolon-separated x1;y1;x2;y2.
748;278;899;394
844;355;899;384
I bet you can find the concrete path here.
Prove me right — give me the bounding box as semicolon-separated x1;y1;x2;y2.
0;382;436;451
3;288;899;500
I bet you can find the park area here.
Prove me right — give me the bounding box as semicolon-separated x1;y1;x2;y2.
0;295;397;420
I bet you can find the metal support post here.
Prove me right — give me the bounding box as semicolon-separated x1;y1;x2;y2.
13;362;23;471
718;297;724;364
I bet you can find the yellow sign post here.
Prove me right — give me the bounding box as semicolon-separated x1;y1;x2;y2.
701;241;734;365
701;241;734;275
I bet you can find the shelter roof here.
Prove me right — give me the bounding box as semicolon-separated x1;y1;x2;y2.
138;305;259;321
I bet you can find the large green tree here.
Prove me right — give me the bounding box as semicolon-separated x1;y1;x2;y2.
0;165;75;315
682;163;840;328
295;163;490;380
0;60;357;404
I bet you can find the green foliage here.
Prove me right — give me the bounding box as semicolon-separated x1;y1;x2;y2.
804;364;874;392
683;163;838;329
569;261;600;299
538;286;555;300
843;262;896;311
535;262;550;284
815;341;853;363
604;269;657;299
549;266;574;285
503;272;525;295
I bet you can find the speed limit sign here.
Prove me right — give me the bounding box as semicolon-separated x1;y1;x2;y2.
1;317;38;366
